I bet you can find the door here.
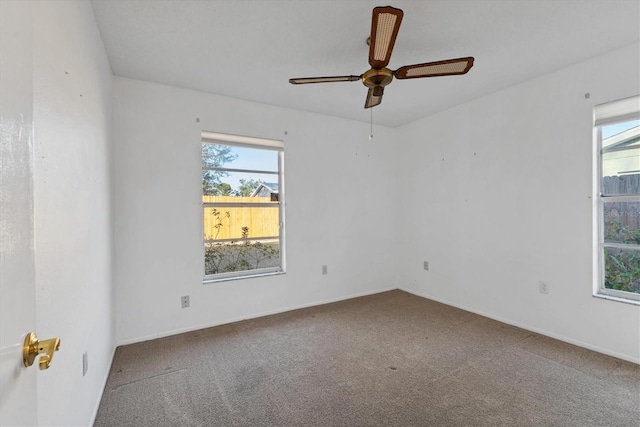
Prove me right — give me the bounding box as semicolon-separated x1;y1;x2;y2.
0;1;38;425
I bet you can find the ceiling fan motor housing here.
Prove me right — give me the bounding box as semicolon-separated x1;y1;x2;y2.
362;68;393;89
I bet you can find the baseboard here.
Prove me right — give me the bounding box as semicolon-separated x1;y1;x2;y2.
116;286;397;347
115;285;639;362
399;287;640;365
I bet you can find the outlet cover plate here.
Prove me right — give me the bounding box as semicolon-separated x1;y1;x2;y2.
539;282;549;294
181;295;190;308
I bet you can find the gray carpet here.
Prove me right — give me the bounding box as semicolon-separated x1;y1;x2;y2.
94;290;640;426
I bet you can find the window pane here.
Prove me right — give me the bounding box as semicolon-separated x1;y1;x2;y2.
204;206;279;240
202;144;277;170
205;239;280;275
603;247;640;294
603;201;640;244
202;143;279;198
223;146;278;171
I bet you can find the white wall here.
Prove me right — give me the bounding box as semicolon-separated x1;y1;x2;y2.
112;77;397;344
396;43;640;363
32;1;114;425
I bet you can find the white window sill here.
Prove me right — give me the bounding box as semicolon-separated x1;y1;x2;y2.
593;293;640;306
203;270;285;284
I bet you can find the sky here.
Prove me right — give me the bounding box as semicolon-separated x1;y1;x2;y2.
602;119;639;139
219;146;278;191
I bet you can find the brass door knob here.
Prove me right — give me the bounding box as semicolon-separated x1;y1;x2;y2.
23;332;61;370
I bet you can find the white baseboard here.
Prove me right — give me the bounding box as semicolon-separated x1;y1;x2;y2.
398;287;640;365
116;286;397;347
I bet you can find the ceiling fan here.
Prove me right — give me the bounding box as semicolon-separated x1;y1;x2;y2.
289;6;474;109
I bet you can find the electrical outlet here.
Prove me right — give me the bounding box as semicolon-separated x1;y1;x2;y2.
321;265;328;275
423;261;429;271
181;295;190;308
82;352;88;376
539;282;549;294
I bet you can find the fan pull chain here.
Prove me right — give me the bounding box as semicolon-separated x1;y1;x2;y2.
369;108;374;140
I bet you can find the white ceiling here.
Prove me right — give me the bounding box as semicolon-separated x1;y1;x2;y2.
91;0;640;127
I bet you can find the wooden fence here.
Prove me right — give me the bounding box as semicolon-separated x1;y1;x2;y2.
203;195;279;240
602;174;639;233
603;174;639;197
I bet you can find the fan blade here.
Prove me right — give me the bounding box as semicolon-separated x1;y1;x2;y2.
394;57;474;79
289;75;361;84
368;6;403;69
364;86;384;109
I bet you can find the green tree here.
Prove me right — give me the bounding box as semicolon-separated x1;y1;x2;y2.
214;182;233;196
235;178;262;197
202;144;238;195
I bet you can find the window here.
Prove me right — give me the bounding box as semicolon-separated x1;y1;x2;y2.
594;96;640;303
201;131;284;281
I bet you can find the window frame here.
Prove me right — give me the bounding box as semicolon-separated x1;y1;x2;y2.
201;131;285;283
593;96;640;304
